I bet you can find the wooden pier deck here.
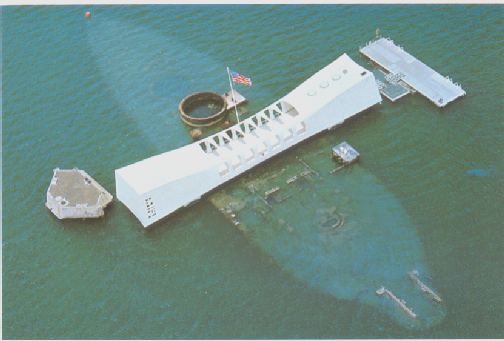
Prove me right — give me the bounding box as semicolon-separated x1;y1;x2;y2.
360;38;465;107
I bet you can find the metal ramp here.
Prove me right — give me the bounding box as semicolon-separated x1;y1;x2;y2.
372;69;411;102
360;37;465;107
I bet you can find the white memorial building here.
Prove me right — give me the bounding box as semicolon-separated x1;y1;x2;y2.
115;54;382;227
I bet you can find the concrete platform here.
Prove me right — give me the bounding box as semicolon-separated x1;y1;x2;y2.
46;168;113;219
223;89;247;110
360;38;465;107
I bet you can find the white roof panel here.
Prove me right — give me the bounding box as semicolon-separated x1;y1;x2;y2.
116;144;213;194
282;53;369;116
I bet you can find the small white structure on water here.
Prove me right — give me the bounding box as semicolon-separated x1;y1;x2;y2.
115;54;382;227
223;89;247;110
46;168;113;219
360;37;465;107
332;141;360;165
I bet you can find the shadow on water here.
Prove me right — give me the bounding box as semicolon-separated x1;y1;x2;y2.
86;14;273;152
210;128;447;330
86;12;445;331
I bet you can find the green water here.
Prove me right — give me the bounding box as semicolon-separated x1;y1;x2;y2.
210;137;448;331
2;5;504;339
188;104;221;119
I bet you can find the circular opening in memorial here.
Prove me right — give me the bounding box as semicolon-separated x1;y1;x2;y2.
179;92;228;127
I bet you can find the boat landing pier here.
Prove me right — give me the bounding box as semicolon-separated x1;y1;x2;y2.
360;37;465;107
46;168;113;219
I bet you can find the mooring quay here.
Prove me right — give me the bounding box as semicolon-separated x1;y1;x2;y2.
360;37;465;107
115;54;382;227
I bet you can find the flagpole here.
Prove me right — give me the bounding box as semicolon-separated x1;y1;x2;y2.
226;66;240;123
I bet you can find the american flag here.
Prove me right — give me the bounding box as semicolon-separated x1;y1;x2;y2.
230;69;252;86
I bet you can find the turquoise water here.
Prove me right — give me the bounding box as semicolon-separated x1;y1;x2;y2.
2;5;504;339
210;145;447;331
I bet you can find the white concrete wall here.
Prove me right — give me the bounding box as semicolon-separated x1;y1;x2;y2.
144;166;222;226
115;171;144;222
303;71;382;132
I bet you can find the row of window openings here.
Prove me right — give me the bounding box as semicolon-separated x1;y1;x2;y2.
200;117;303;155
199;106;298;153
200;116;279;152
218;122;307;176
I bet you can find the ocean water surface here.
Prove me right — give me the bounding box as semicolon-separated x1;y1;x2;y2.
2;5;504;339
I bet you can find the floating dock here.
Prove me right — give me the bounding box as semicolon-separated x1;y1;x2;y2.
46;168;113;219
360;37;465;107
115;54;382;227
408;270;443;303
376;286;417;319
